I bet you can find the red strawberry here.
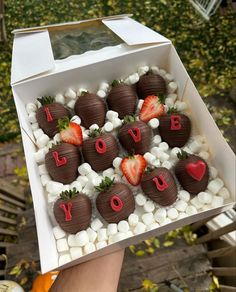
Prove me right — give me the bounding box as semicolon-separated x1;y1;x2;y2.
120;154;147;186
58;117;83;146
139;95;165;123
137;73;167;99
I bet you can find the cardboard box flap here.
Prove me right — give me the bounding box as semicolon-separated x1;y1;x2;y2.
102;18;170;45
11;30;54;84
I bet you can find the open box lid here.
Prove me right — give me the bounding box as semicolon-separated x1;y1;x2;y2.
11;15;170;85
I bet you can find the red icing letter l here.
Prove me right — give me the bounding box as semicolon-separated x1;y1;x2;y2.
53;151;67;167
170;115;181;130
153;175;168;191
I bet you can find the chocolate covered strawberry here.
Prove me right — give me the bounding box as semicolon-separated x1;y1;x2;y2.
175;150;209;196
36;96;70;138
82;129;119;172
96;177;135;223
139;94;165;123
54;188;92;234
158;108;191;148
74;91;106;128
107;80;137;118
121;154;147;186
137;73;166;99
58;116;83;146
118;115;152;155
141;167;177;206
45;143;81;184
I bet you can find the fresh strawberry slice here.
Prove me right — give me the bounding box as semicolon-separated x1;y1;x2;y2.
120;154;147;186
139;95;165;122
58;117;83;146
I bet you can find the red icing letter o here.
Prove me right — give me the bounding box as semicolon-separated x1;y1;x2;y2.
170;115;181;130
110;195;123;212
95;138;107;154
128;127;141;143
153;175;168;191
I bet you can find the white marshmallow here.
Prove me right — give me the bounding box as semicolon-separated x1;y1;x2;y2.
159;152;170;162
138;66;149;76
144;201;155;213
142;213;155;225
159;142;169;151
165;97;174;107
189;141;202;153
186;205;198;215
38;164;47;175
57;238;69;252
65;88;76;99
37;134;50;148
33;129;44;140
144;152;156;164
118;220;129;233
198;192;213;204
160;218;172;225
165;73;174;82
208;178;224;195
104;121;114;132
112;117;122;128
84;242;96;254
58;254;71;266
99;82;109;92
175;200;188;212
135;193;147;206
191;197;204;209
28;112;37;123
78;163;92;176
126;231;133;238
112;232;126;243
152;159;161;168
71;115;81;125
55;93;65;104
47;193;57;203
96;241;107;249
154;208;167;224
218;187;230;199
133;222;146;235
113;157;122;169
26;102;37;114
150;146;162;157
162;161;172;169
211;196;224;208
68;234;77;247
175;101;187;111
170;147;181;159
106;110;119;121
91;218;103;231
75;230;89;247
199;151;209;160
194;135;206;144
97;89;106;98
146;222;160;231
201;143;209;152
67;99;76;109
70;181;82;192
168;82;178;93
151;66;159;74
209;166;218;179
86;227;97;243
77;88;88;96
167;208;178;220
103;168;115;178
41;174;51;186
128;213;139;227
92;176;103;187
46;181;63;195
178;190;190;202
137;99;144;110
31;123;39;131
183;147;193;154
53;133;61;144
97;228;108;241
159;69;166;77
153;135;162;145
129;73;140;84
148;118;159;129
107;223;118;236
178;213;188;219
70;247;83;260
77;176;88;187
53;226;66;240
167;93;177;102
89;123;99;131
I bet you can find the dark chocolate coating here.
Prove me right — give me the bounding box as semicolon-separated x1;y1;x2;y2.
54;194;92;234
107;84;137;118
96;183;135;223
141;168;177;206
137;74;166;99
74;93;106;128
118;121;152;155
82;134;119;172
45;143;80;184
159;114;191;148
175;155;209;196
36;103;70;138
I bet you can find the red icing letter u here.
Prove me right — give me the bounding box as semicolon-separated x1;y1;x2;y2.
44;107;53;122
53;151;67;167
60;202;72;221
95;138;107;154
128;127;141;143
153;175;168;191
110;195;123;212
170;115;181;130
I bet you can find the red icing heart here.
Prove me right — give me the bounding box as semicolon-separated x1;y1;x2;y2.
185;161;206;181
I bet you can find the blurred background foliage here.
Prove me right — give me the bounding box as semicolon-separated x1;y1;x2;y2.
0;0;235;145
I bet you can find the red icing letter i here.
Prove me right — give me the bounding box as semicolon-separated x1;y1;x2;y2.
153;175;168;191
44;107;53;122
170;115;181;130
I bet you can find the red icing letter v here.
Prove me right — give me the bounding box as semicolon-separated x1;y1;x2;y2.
128;127;141;143
53;151;67;167
171;115;181;130
44;107;53;122
153;175;168;191
60;202;72;221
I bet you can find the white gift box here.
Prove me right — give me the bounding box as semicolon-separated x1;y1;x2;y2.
11;15;235;273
